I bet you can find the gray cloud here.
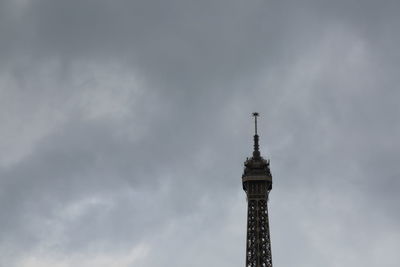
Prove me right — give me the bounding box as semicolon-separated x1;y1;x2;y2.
0;1;399;266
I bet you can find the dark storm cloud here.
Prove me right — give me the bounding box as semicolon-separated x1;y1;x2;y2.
0;0;399;266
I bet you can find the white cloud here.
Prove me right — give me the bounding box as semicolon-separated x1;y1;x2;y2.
17;243;150;267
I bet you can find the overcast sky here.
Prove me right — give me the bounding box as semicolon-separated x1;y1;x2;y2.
0;1;399;267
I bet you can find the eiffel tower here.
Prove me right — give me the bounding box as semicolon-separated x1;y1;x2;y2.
242;113;273;267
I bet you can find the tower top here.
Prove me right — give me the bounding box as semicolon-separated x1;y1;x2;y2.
242;112;272;189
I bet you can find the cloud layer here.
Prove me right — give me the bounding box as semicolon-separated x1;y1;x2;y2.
0;1;399;266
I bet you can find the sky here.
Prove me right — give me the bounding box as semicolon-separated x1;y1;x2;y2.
0;0;399;266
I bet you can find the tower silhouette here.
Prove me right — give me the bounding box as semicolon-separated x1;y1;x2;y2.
242;113;273;267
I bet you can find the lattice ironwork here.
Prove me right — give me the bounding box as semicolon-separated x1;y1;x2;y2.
246;200;257;267
245;199;272;267
259;199;272;267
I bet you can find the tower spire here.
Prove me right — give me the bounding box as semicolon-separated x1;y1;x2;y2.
253;112;258;135
252;112;260;158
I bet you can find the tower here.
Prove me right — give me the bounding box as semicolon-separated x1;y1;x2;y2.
242;113;273;267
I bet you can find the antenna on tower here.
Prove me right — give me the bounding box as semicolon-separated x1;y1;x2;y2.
252;112;260;157
252;112;259;135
